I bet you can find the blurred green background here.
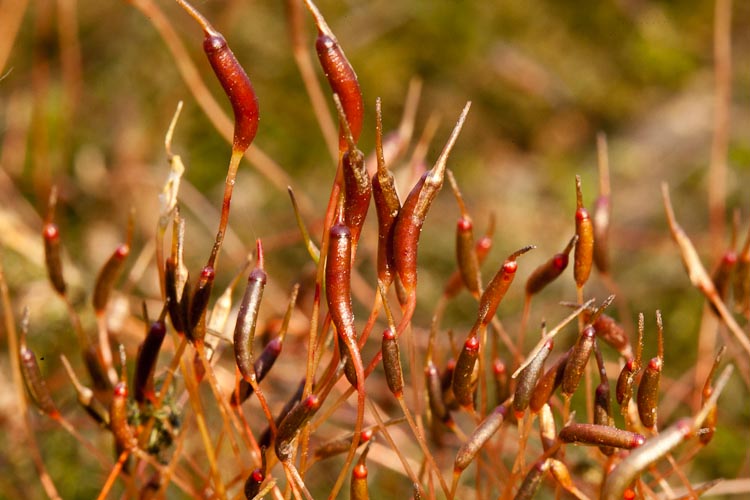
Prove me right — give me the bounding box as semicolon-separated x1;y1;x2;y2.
2;0;750;498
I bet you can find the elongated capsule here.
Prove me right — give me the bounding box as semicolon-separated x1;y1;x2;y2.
529;350;569;413
425;361;450;422
60;354;110;427
452;335;480;408
454;403;507;472
593;195;611;275
19;318;60;418
372;99;401;286
601;418;692;500
441;359;460;411
574;175;594;288
382;328;404;397
559;423;645;449
326;221;363;388
93;243;129;313
513;340;553;417
525;236;576;296
315;35;363;149
314;428;375;460
493;358;510;406
275;394;321;462
447;170;482;296
538;404;556;452
595;383;614;455
232;336;283;406
562;325;596;397
187;265;215;342
134;317;167;404
393;103;471;296
338;334;358;387
203;33;258;152
111;381;137;450
615;358;639;408
443;214;496;300
234;241;267;383
259;379;305;450
476;246;534;328
637;356;662;430
43;225;67;297
514;458;550;500
42;187;67;295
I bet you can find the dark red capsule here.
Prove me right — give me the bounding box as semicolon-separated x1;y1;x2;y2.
476;246;534;327
232;337;283;406
203;33;259;153
525;236;575;296
637;357;662;429
244;467;265;500
382;328;404;397
452;335;480;408
93;243;130;313
187;265;215;342
275;394;321;462
134;318;167;404
43;222;67;296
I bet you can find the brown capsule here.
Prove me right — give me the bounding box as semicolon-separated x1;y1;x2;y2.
443;214;496;300
259;378;305;450
615;358;638;408
513;340;553;417
43;222;67;296
93;243;130;313
202;31;259;153
559;423;645;450
314;428;375;461
134;316;167;404
187;265;215;342
232;336;283;406
452;335;480;408
440;358;460;411
392;103;471;297
476;246;534;327
493;358;510;406
525;235;576;296
19;318;60;418
382;328;404;397
110;381;137;450
426;361;450;423
574;175;594;288
637;357;662;430
454;403;507;472
372;99;401;287
528;350;569;413
447;170;481;296
275;394;322;462
514;458;550;500
234;241;267;383
561;325;596;397
164;258;186;333
593;313;631;359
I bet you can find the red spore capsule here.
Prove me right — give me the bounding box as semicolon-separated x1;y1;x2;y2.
452;335;480;408
203;33;259;153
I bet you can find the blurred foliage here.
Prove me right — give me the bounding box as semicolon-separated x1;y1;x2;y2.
2;0;750;498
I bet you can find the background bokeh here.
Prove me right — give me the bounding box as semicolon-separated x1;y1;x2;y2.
2;0;750;498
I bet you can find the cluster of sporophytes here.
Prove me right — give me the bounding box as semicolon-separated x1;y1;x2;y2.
2;0;749;499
